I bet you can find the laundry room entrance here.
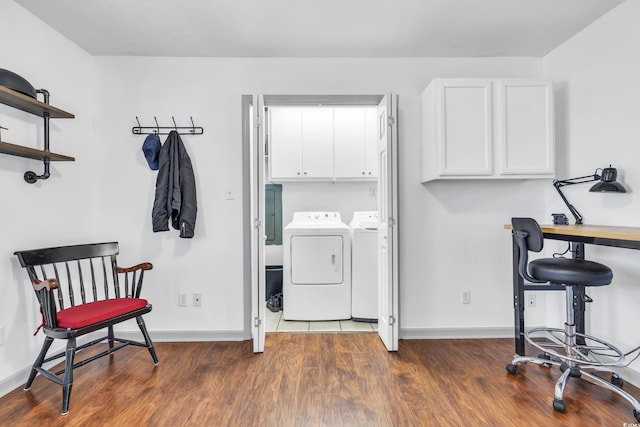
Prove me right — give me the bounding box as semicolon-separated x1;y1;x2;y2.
242;94;398;353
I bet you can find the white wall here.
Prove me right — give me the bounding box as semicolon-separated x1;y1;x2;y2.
0;0;96;394
87;55;544;341
1;0;549;395
544;0;640;378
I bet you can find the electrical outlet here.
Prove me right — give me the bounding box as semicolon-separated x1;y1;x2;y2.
527;293;537;307
193;292;202;307
0;326;4;346
461;289;471;304
179;292;187;307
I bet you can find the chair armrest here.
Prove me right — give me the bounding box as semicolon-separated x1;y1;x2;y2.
116;263;153;273
116;263;153;298
32;278;59;291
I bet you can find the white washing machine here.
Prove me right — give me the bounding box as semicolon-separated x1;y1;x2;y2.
283;212;351;321
350;211;379;322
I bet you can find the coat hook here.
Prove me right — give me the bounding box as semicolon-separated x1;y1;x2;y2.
190;116;196;134
135;116;141;128
154;116;159;134
172;116;177;130
0;124;6;140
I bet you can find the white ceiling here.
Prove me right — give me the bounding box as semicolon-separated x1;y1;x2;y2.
15;0;625;58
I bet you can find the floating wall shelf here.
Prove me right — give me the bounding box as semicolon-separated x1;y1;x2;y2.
0;86;74;118
0;140;75;162
0;85;75;183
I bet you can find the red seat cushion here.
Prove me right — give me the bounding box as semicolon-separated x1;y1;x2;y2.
57;298;148;329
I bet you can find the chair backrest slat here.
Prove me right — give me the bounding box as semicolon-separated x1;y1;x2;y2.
77;260;87;304
101;257;109;299
135;271;144;298
89;259;98;301
111;256;120;298
64;262;75;307
52;263;65;310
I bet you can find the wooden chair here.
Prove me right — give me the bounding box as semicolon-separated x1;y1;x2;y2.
14;242;159;415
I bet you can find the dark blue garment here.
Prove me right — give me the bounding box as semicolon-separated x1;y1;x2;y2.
142;133;161;170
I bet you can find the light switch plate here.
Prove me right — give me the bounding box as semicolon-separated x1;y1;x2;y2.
225;188;235;200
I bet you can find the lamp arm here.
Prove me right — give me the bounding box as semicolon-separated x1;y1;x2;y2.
554;173;600;187
553;180;584;224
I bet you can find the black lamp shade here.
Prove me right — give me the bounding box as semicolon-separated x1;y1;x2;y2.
589;167;626;192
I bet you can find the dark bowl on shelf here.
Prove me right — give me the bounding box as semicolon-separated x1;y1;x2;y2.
0;68;37;99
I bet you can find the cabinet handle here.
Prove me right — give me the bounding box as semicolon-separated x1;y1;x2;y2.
297;171;300;175
303;171;307;175
361;171;365;175
368;172;372;175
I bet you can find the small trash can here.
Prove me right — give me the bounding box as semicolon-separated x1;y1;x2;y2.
265;265;283;300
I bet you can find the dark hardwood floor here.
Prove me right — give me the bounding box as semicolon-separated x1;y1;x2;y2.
0;333;637;426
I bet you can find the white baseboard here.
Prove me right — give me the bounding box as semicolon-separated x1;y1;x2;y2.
0;367;30;400
400;326;514;339
116;329;247;342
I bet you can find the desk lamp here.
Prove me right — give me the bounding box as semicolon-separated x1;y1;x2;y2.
553;166;626;225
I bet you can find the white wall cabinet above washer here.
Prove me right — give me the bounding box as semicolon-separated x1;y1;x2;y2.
270;107;334;179
420;78;554;182
269;106;377;182
334;106;378;179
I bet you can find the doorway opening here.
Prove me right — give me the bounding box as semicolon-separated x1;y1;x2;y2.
242;94;398;352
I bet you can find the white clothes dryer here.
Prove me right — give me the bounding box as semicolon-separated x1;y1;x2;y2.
283;212;351;321
350;211;379;322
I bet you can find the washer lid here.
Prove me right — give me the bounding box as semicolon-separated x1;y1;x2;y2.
350;211;379;229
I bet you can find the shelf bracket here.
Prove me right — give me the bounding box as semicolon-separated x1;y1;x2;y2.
24;89;52;184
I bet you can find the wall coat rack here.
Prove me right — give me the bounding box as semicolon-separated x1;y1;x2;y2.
132;116;204;136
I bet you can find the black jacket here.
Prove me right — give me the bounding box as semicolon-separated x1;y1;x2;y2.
152;131;197;238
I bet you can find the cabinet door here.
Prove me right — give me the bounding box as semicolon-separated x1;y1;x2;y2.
437;80;493;176
334;107;367;178
364;106;378;178
269;107;303;179
301;107;334;178
496;80;554;176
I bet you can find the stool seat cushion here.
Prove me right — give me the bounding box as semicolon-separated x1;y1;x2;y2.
530;258;612;287
57;298;149;329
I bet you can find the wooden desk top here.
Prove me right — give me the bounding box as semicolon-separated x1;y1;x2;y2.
504;223;640;242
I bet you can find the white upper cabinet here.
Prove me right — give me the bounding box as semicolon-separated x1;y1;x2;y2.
421;78;554;182
269;107;303;179
269;107;333;179
496;80;554;176
269;106;377;181
334;106;378;179
301;108;334;178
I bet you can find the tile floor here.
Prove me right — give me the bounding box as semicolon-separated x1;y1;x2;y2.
265;304;378;333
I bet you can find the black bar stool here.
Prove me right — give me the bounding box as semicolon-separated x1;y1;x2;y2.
506;217;640;421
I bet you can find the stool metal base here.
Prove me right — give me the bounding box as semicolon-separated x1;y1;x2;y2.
507;323;640;421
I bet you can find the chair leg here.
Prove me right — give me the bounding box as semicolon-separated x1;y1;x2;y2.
136;316;159;365
108;325;115;351
24;336;54;390
61;337;76;415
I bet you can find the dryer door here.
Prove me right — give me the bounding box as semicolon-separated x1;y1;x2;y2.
291;235;343;284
